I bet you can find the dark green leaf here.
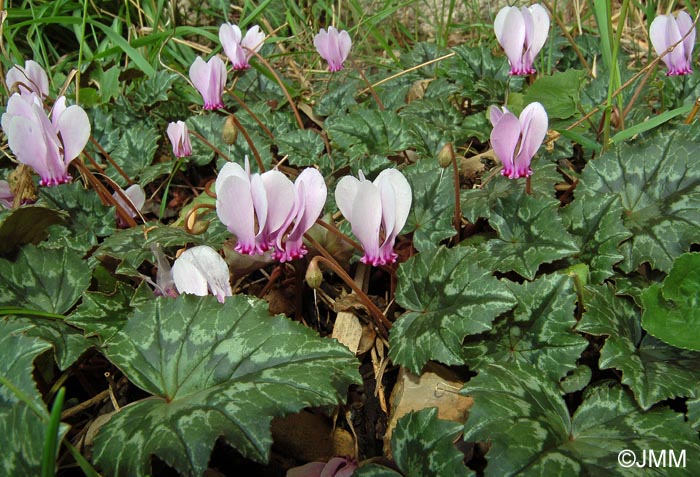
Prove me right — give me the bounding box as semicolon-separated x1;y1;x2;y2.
0;206;66;255
475;191;579;280
391;247;516;374
560;364;592;394
522;70;586;120
356;408;472;477
0;244;92;314
405;159;456;251
276;129;327;172
93;295;359;477
67;283;135;343
463;273;587;380
326;110;411;157
130;71;178;108
314;80;359;117
578;124;700;272
14;317;94;370
110;126;160;186
561;193;632;284
578;284;700;409
641;252;700;350
462;362;700;475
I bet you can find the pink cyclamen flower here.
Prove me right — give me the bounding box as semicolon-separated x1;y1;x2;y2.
166;121;192;157
287;457;358;477
219;23;265;70
494;4;549;75
189;56;226;110
314;27;352;72
216;157;292;255
1;94;90;186
489;102;548;179
335;169;412;266
272;168;327;262
6;60;49;98
171;245;232;303
650;11;696;76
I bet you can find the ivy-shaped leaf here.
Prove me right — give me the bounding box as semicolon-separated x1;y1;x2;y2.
475;191;579;280
130;71;178;108
400;98;466;158
577;124;700;272
110;126;160;187
326;110;411;158
276;129;329;173
14;317;94;370
186;112;228;166
355;408;473;477
93;295;359;477
0;206;66;255
463;273;587;381
449;46;522;106
314;79;359;117
577;284;700;410
0;244;92;314
66;283;135;343
391;246;516;374
641;252;700;350
522;70;586;120
0;320;66;476
460;160;560;223
405;159;456;251
462;362;700;476
40;183;115;247
561;193;632;284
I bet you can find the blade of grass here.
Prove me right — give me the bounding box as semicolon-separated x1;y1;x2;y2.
41;387;65;477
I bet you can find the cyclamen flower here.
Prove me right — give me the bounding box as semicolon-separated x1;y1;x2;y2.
489;102;548;179
189;56;226;110
1;94;90;186
219;23;265;70
6;60;49;98
272;168;327;262
494;4;549;75
216;157;326;260
113;183;145;226
335;169;412;266
650;11;696;76
171;245;232;303
314;27;352;72
287;457;358;477
166;121;192;157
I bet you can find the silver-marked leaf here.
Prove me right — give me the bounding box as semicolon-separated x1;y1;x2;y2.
641;252;700;350
0;206;66;255
276;129;326;167
463;273;587;381
561;193;632;284
67;283;135;343
462;362;700;476
460;160;560;223
0;244;91;314
577;124;700;272
577;284;700;409
110;126;160;186
13;317;94;370
391;246;516;374
355;408;473;477
405;159;455;251
326;110;411;158
93;295;359;477
475;191;579;280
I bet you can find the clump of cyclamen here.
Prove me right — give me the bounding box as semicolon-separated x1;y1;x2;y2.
314;27;352;72
335;169;412;266
215;158;327;262
219;23;265;70
1;89;90;187
489;102;548;179
650;11;696;76
494;4;549;75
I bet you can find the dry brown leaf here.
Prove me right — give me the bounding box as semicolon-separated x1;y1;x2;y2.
271;410;355;462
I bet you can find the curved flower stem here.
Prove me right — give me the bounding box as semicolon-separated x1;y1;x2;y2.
305;235;391;338
89;137;133;184
354;61;384;110
189;129;232;162
684;97;700;124
184;203;216;234
227;113;266;172
450;146;462;241
250;50;305;130
227;91;275;140
315;218;363;253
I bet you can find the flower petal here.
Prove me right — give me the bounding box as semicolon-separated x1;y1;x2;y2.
172;246;232;303
261;169;295;237
55;104;90;162
489;111;521;178
285;168;327;244
216;175;257;253
515;102;548;177
334;175;361;220
525;4;550;62
495;7;526;73
215;161;248;196
676;11;696;65
351;180;383;264
375;168;412;241
242;25;265;57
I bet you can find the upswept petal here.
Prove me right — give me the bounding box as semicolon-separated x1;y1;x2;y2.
377;178;397;251
113;184;145;219
249;173;269;245
215;161;248;195
216;175;257;253
650;15;683;72
6;60;49;97
337;29;352;63
676;11;696;66
189;57;210;95
4;113;49;178
55;104;91;162
172;246;232;303
351;180;383;264
241;25;265;57
516;102;548;176
334;175;361;220
490;111;521;178
374;168;412;241
497;7;526;73
526;4;550;62
260;169;295;238
220;23;247;68
166;121;192;157
287;168;327;242
189;56;225;109
32;102;66;184
493;6;512;43
489;105;505;127
314;29;332;64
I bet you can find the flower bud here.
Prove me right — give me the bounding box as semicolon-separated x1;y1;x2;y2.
437;142;454;168
305;259;323;289
222;115;238;145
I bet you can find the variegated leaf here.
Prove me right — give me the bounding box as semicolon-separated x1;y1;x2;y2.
93;295;360;477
